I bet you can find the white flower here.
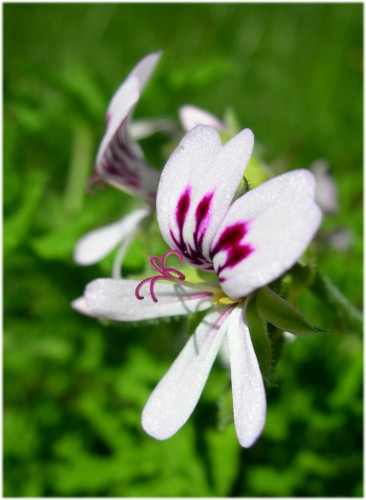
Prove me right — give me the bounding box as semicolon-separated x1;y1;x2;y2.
74;53;162;274
94;51;162;202
179;104;227;133
82;125;322;447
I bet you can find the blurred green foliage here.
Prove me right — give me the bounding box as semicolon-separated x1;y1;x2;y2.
4;3;362;497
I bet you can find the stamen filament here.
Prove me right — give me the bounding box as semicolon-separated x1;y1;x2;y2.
135;249;220;302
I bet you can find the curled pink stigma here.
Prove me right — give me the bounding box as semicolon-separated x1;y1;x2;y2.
86;172;107;195
135;249;186;302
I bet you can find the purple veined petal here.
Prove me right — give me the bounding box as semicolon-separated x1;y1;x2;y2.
95;53;162;202
211;169;322;300
157;125;254;271
99;135;160;202
84;279;213;322
227;304;266;448
179;105;227;133
96;76;141;164
142;306;232;440
73;206;150;266
103;52;162;147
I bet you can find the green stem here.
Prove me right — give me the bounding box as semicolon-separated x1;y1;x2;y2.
63;121;94;215
309;271;363;335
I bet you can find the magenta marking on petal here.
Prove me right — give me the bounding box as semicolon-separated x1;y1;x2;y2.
176;187;191;234
99;118;145;190
180;291;213;300
101;154;141;188
195;192;214;234
194;191;214;250
170;188;216;272
115;127;136;158
211;223;248;254
219;243;254;272
211;222;254;275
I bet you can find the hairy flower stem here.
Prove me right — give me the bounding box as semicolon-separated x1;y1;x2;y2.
310;271;363;335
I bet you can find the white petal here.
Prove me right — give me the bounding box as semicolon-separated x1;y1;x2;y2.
96;76;140;163
71;297;98;317
227;305;266;448
179;105;226;132
103;52;162;148
142;306;230;440
127;51;162;92
73;206;150;266
218;335;230;368
157;126;254;269
84;279;213;321
212;169;322;299
129;117;176;141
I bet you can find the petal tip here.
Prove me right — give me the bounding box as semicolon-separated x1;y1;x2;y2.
141;407;175;441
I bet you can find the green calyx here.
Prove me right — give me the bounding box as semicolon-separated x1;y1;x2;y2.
255;286;327;336
246;297;273;384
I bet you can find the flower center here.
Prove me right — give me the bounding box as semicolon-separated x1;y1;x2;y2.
212;290;238;306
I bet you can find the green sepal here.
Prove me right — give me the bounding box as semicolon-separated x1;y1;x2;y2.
310;271;363;335
255;286;327;336
233;175;250;200
288;262;316;295
246;297;272;384
244;152;272;188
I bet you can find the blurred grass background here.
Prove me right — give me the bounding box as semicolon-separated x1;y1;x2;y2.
4;3;363;497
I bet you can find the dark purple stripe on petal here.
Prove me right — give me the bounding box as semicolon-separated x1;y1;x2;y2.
176;187;191;233
115;126;133;156
210;222;254;275
210;223;248;255
101;157;141;189
217;243;254;275
195;192;214;237
170;188;218;272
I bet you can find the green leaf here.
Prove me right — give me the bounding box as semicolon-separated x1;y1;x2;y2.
255;286;326;336
246;297;272;383
4;169;48;254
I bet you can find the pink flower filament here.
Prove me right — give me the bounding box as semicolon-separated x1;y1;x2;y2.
135;249;186;302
